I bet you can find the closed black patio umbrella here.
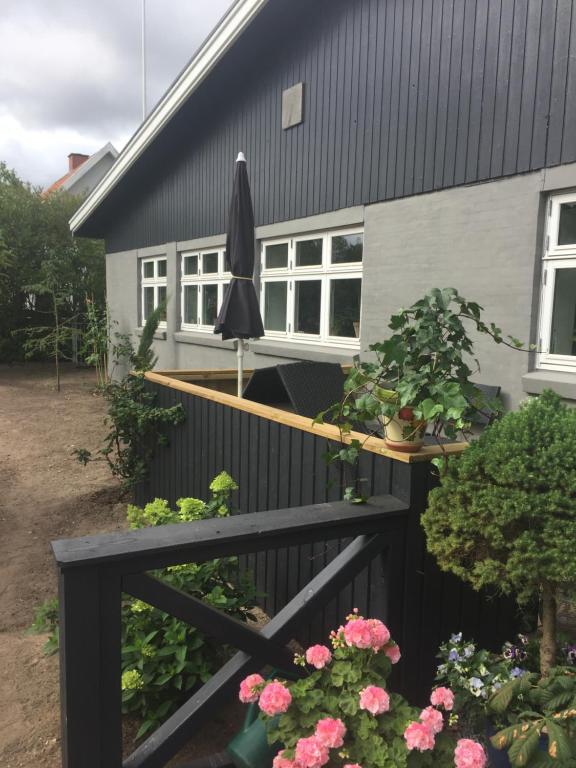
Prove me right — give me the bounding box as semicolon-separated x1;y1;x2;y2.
215;152;264;397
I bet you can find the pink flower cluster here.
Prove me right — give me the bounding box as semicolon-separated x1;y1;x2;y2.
359;685;390;715
454;739;487;768
343;617;390;651
239;676;292;716
404;689;451;752
430;686;455;711
403;688;486;768
305;644;332;669
238;673;264;704
258;681;292;716
273;718;347;768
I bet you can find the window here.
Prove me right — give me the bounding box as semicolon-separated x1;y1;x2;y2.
180;248;230;331
260;229;363;346
538;193;576;372
141;257;167;325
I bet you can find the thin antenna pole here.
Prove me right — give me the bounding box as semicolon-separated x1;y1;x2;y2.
141;0;147;120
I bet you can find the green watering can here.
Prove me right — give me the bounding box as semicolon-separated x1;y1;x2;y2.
226;703;280;768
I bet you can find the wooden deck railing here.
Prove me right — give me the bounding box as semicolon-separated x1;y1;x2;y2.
52;496;409;768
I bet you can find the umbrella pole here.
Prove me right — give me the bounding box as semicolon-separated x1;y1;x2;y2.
237;340;244;398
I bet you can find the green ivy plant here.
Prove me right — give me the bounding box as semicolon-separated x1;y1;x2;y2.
316;288;523;494
422;390;576;679
74;303;185;487
31;472;258;740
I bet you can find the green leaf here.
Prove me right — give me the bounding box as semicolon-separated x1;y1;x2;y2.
508;724;542;767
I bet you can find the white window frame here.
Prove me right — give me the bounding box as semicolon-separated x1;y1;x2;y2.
141;256;167;327
180;248;230;332
260;228;363;348
537;193;576;372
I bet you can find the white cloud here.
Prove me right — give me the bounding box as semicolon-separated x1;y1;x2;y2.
0;0;233;186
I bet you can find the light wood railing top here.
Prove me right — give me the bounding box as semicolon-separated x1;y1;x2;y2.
146;369;468;464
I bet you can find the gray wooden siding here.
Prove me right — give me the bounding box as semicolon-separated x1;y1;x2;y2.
82;0;576;252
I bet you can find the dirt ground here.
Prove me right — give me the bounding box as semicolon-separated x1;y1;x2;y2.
0;364;242;768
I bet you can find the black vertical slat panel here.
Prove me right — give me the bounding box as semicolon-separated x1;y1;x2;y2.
360;0;379;202
466;0;489;182
433;0;454;189
395;0;413;198
531;0;557;169
385;0;403;199
423;0;443;192
369;0;386;202
403;0;422;195
547;0;573;166
355;0;371;204
377;0;396;201
412;0;432;193
561;0;576;163
478;0;502;180
453;0;476;186
489;0;514;178
516;0;543;172
503;0;529;174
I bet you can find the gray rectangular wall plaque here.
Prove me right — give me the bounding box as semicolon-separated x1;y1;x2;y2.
282;82;304;130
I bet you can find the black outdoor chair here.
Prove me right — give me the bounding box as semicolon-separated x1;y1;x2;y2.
242;361;346;419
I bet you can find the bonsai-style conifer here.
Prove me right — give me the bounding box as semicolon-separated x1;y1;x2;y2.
422;390;576;677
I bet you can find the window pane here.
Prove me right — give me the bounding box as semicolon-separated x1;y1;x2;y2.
157;259;167;278
202;252;219;274
295;238;323;267
558;203;576;245
550;268;576;356
331;233;363;264
265;243;288;269
183;254;198;275
143;286;154;320
202;284;218;325
157;286;167;321
263;282;287;332
183;285;198;325
329;278;361;338
294;280;321;335
143;261;154;279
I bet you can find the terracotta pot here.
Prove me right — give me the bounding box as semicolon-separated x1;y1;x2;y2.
384;408;427;453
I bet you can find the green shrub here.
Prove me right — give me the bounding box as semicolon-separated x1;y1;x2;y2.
75;304;185;487
32;472;258;740
422;390;576;676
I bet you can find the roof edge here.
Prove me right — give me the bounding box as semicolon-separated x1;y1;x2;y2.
61;142;118;192
70;0;269;235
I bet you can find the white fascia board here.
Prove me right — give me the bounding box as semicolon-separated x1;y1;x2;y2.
70;0;268;234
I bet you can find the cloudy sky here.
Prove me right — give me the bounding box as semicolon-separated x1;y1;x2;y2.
0;0;233;188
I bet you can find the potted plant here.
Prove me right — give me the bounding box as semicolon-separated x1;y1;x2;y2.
422;390;576;765
317;288;519;453
232;611;488;768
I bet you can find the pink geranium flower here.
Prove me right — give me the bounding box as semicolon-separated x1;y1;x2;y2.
404;721;436;751
419;706;444;734
272;751;298;768
384;643;401;664
366;619;390;650
343;618;373;649
343;764;363;768
359;685;390;715
305;644;332;669
239;673;264;703
454;739;487;768
430;686;455;711
315;717;346;748
258;681;292;716
294;735;330;768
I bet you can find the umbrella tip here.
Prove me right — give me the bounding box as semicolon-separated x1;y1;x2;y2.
236;151;246;163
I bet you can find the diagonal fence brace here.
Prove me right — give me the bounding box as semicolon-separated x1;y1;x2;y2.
123;532;388;768
123;572;295;671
